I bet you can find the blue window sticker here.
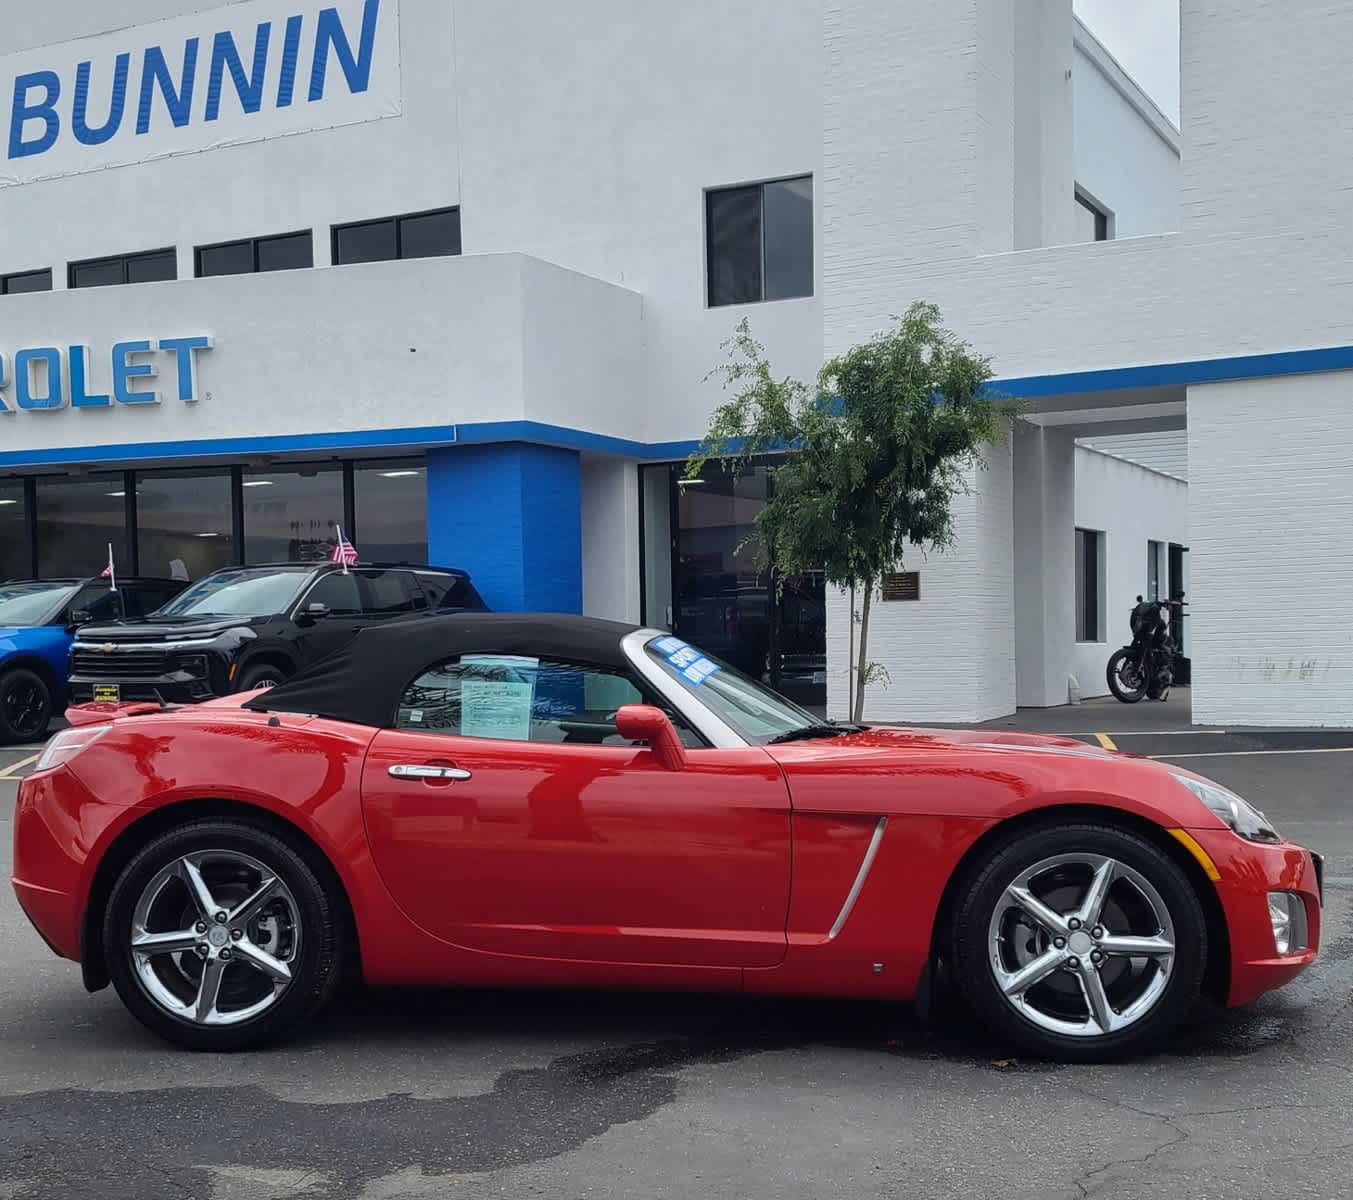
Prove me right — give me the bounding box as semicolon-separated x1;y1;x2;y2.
653;636;686;656
666;645;701;670
681;657;721;686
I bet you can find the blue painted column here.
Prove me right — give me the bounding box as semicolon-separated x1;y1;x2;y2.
427;443;583;613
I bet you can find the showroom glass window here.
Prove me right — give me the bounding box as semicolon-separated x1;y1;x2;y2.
1;269;52;294
69;248;177;289
36;476;129;577
0;480;29;580
353;461;428;562
707;176;813;306
137;470;236;581
196;231;314;278
242;466;344;563
332;208;462;266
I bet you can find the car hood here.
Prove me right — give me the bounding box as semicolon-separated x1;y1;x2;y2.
0;625;69;651
75;614;264;643
763;724;1212;830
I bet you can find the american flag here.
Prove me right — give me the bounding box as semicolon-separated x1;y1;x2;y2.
331;526;359;570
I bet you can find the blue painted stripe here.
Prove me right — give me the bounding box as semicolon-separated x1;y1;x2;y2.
991;344;1353;398
3;343;1352;469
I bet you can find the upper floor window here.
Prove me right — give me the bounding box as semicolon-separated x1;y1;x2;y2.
69;248;177;290
2;269;52;295
332;207;462;267
1075;190;1112;243
706;175;813;307
196;231;314;278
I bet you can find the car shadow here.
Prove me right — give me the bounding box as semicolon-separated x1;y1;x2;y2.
314;983;1309;1069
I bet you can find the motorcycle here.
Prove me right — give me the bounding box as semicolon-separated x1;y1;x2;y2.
1106;596;1182;703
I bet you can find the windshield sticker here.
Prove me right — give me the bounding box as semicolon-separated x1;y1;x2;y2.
680;657;721;687
460;655;539;741
665;645;702;670
653;636;687;656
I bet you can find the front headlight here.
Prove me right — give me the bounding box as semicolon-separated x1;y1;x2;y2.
1172;772;1281;844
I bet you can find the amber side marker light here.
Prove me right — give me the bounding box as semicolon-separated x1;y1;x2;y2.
1167;828;1222;882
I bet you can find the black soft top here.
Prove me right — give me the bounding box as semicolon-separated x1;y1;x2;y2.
245;612;642;728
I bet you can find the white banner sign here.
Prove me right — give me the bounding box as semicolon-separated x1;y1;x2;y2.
0;0;402;187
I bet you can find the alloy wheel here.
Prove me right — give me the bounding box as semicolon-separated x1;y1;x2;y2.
4;680;47;738
986;853;1176;1038
129;850;302;1027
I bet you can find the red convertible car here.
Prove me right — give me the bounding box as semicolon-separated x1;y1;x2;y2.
12;614;1321;1059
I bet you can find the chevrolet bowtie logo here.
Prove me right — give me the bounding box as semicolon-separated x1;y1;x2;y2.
102;644;116;653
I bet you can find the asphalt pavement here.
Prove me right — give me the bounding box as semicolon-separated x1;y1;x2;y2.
4;722;1353;1199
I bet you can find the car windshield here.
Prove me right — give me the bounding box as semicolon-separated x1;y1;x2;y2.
644;635;830;745
155;567;310;618
0;582;78;627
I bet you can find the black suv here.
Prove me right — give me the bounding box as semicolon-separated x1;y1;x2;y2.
68;562;486;704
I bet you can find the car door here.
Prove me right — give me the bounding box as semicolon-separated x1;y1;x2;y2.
290;572;367;667
361;653;791;968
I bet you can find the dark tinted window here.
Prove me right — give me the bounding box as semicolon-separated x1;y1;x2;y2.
400;209;461;259
707;176;813;307
136;582;188;614
196;241;254;278
2;269;52;294
126;249;177;284
68;584;125;624
257;231;313;272
70;249;177;289
763;177;814;301
304;573;363;617
706;185;762;307
358;569;418;617
333;218;397;266
198;233;313;278
333;209;461;265
69;257;125;289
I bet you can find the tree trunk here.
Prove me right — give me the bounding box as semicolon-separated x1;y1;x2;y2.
852;577;873;723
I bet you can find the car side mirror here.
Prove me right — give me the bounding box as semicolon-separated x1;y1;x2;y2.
298;602;330;625
67;609;94;632
615;704;687;771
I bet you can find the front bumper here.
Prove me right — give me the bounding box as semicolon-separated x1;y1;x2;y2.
1189;828;1323;1007
67;645;232;704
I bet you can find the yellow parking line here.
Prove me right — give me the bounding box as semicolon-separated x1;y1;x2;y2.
0;752;41;779
1094;733;1118;751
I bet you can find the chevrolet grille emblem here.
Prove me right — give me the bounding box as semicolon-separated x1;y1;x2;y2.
102;644;116;653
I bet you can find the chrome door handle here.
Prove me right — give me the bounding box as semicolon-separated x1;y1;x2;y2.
388;764;473;781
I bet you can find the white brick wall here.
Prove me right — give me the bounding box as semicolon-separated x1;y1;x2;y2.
825;442;1015;724
1189;373;1353;726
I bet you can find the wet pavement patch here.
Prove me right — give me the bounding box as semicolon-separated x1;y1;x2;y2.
0;1036;755;1200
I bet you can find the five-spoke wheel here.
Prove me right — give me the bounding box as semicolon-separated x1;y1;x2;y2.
105;819;347;1051
953;823;1206;1060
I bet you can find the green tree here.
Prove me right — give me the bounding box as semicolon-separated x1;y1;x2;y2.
688;302;1012;722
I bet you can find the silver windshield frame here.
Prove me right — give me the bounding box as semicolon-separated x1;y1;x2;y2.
621;629;747;750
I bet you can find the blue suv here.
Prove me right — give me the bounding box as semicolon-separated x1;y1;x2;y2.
0;577;186;743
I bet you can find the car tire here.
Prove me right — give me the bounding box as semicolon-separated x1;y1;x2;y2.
235;663;288;693
0;667;53;744
950;822;1207;1062
103;818;348;1051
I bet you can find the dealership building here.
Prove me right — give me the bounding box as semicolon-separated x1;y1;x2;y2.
0;0;1347;727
